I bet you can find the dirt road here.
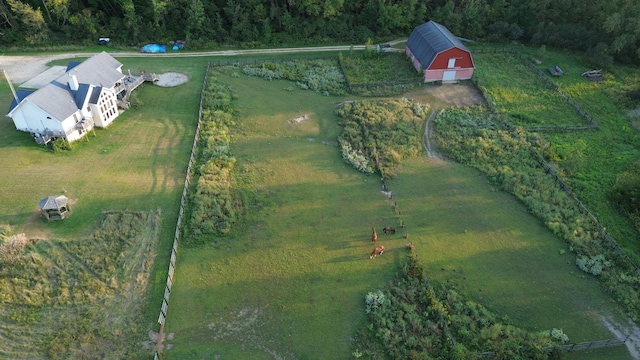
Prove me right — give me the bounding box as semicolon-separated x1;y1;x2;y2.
0;44;395;84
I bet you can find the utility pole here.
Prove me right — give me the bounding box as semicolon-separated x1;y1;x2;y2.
3;69;19;104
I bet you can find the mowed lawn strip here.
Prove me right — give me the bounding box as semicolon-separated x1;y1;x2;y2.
391;156;632;359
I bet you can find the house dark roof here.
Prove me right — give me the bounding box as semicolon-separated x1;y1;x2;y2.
66;61;81;72
7;52;124;121
406;21;469;70
8;89;35;112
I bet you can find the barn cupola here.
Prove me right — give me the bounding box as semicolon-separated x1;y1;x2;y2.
68;74;79;91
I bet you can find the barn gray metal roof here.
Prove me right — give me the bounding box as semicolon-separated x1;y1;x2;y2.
8;52;124;121
39;195;68;210
406;21;470;70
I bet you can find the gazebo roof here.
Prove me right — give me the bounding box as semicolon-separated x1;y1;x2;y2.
39;195;69;210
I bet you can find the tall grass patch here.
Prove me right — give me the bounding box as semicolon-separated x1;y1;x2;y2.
0;211;160;359
339;51;419;83
473;52;588;127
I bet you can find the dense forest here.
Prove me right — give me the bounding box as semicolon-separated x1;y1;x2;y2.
1;0;639;64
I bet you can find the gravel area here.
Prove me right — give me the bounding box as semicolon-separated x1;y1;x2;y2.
0;54;189;88
1;54;77;84
155;72;189;87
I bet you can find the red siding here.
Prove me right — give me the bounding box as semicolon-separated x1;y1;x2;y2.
424;68;474;83
428;48;474;70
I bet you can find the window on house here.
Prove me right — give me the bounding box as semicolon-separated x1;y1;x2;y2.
447;58;457;68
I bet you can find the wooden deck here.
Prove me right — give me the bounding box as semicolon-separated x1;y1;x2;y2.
116;71;159;108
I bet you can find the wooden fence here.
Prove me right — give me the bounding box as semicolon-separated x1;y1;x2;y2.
549;336;628;352
153;62;212;358
478;336;627;358
470;47;640;275
533;149;640;276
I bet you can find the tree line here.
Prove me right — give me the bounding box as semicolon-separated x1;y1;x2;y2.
1;0;639;64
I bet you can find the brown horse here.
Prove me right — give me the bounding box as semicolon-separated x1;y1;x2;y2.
370;245;385;259
371;227;378;243
383;226;395;235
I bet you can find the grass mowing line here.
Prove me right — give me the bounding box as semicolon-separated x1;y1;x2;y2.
0;56;205;357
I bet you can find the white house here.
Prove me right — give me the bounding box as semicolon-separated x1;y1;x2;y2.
6;52;138;144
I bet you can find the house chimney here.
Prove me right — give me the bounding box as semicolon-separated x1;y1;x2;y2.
68;74;79;91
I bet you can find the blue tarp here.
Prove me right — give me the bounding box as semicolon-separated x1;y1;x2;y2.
141;44;167;53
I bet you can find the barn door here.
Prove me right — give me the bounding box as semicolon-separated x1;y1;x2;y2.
442;71;457;81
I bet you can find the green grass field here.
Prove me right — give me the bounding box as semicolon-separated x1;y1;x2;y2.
164;66;634;359
473;51;590;128
0;55;207;357
0;50;637;359
471;46;640;264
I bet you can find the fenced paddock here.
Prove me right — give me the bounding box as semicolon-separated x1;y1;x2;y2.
151;55;635;359
472;48;599;132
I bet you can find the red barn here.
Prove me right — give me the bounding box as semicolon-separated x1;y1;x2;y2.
405;21;475;83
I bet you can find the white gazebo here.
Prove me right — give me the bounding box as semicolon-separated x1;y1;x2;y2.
39;195;70;221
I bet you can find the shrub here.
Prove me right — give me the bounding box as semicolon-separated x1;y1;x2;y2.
335;99;428;176
50;138;72;152
338;139;374;174
185;69;243;245
364;290;386;314
353;254;560;359
576;254;610;276
548;328;569;343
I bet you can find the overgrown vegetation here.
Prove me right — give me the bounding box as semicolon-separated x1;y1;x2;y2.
338;51;422;96
340;51;417;84
433;107;640;321
0;211;159;359
353;254;565;359
473;52;589;128
241;58;347;95
610;158;640;232
185;70;241;245
50;138;72;152
472;47;640;261
335;99;428;177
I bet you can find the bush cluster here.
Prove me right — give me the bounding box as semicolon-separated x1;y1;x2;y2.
353;254;562;359
335;99;428;177
433;106;640;321
576;254;611;276
364;290;386;314
50;138;72;153
241;59;347;95
185;71;241;245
